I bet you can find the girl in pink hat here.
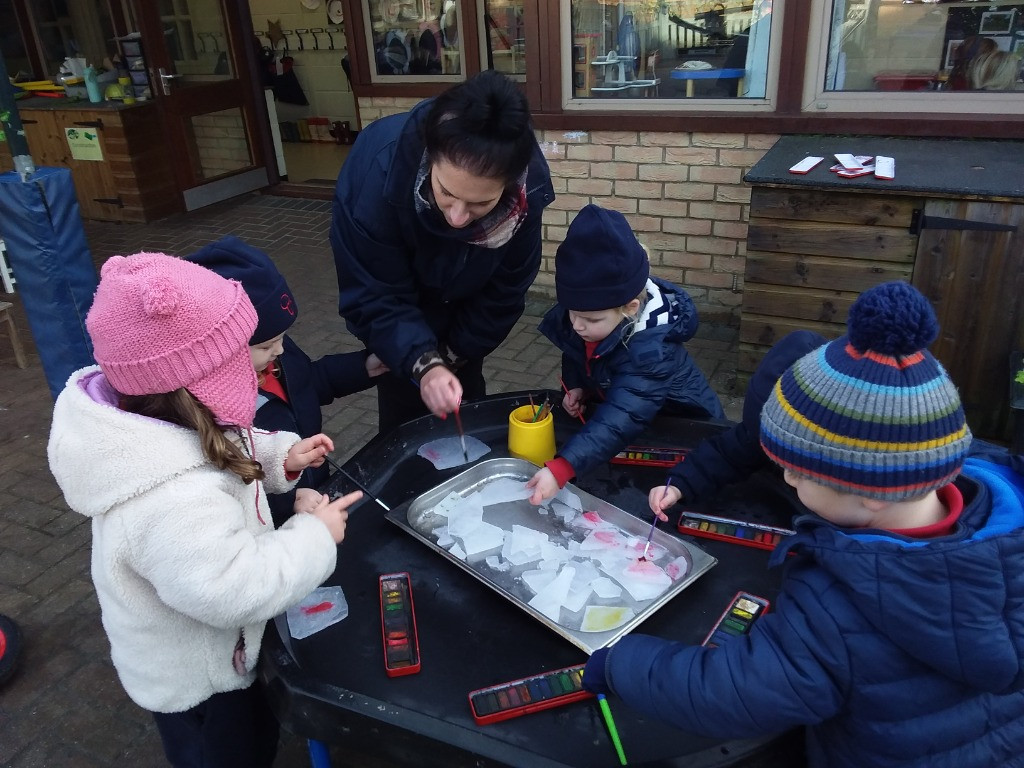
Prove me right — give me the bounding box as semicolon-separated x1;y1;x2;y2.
47;252;362;768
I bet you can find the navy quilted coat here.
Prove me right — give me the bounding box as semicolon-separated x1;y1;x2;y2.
330;99;555;379
538;276;724;478
254;336;372;526
600;458;1024;768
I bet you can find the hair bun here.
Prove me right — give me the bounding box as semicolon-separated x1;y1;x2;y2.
847;281;938;355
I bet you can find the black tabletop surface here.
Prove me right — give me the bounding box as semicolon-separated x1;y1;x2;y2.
259;391;805;768
744;135;1024;201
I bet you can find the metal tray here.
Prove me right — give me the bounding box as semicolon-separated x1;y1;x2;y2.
385;457;717;653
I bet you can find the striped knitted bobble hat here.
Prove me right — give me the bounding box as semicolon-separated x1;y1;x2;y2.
759;281;972;501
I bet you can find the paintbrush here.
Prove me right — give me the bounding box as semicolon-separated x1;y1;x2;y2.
531;395;550;422
323;454;390;512
641;477;673;561
453;405;469;463
559;376;586;424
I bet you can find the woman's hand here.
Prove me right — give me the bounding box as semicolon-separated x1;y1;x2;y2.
285;434;334;473
648;483;682;522
365;353;389;378
526;467;559;505
562;387;585;418
306;489;361;544
419;366;463;419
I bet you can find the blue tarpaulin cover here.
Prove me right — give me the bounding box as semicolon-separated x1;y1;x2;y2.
0;167;97;398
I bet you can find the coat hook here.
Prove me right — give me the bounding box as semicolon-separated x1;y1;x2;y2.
295;28;308;50
326;28;335;49
310;27;324;50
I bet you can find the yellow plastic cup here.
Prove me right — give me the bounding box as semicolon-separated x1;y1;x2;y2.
508;404;556;466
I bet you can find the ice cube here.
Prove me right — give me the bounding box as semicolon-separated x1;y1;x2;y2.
521;569;558;594
555;487;583;511
613;559;671;601
448;542;467;560
458;521;506;558
580;605;635;633
527;565;575;623
665;555;691;580
579;528;628;552
591;576;623;599
485;555;510;571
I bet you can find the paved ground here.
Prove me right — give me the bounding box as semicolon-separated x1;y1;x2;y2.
0;193;741;768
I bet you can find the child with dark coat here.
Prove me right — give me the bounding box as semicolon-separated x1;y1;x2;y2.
526;205;723;503
584;281;1024;768
190;236;386;526
648;329;826;517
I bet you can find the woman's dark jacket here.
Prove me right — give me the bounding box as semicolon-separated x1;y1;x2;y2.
255;336;372;526
538;277;724;478
330;98;555;378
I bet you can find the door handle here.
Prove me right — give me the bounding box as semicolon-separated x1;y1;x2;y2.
158;68;183;95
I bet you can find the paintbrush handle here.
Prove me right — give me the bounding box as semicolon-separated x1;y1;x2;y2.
323;455;390;512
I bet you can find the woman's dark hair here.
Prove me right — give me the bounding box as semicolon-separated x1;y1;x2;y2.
423;70;535;184
119;388;264;484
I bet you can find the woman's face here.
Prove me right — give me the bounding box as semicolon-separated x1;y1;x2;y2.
429;157;506;229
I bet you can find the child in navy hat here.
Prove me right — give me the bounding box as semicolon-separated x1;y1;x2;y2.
526;204;723;503
189;236;387;526
583;281;1024;768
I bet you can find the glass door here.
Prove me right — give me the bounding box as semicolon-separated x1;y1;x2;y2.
130;0;267;210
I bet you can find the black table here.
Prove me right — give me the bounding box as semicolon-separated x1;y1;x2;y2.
260;391;806;768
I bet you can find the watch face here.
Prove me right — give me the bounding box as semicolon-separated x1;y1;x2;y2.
327;0;344;24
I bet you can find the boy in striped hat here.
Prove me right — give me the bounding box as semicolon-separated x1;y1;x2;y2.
583;281;1024;768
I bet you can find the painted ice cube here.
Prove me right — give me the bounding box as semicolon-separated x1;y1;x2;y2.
665;555;691;580
417;435;490;469
579;528;628;552
571;510;617;531
613;559;672;601
580;605;635;633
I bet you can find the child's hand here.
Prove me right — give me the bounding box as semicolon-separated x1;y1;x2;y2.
562;388;585;418
306;489;361;544
648;483;682;522
293;487;324;515
285;434;335;473
419;366;463;419
526;467;559;505
365;353;389;378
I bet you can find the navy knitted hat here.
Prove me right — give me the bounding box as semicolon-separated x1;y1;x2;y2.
187;236;297;344
760;281;972;501
555;205;649;311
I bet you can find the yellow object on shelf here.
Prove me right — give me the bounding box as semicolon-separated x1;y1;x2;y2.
13;80;64;91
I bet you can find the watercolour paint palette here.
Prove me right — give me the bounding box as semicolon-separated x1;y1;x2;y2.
385;458;717;654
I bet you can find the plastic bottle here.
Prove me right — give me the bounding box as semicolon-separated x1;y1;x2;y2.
84;66;103;103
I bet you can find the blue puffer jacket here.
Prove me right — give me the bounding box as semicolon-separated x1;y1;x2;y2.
330;99;555;379
538;277;724;478
599;458;1024;768
254;336;372;526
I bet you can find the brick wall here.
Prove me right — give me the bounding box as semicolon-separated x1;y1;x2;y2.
191;109;250;177
357;96;777;329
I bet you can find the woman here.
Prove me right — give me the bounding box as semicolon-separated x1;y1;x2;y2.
330;70;555;433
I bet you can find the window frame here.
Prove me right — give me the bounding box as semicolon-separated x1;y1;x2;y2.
337;0;1024;137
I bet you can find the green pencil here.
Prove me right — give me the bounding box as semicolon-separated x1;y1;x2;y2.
596;693;628;765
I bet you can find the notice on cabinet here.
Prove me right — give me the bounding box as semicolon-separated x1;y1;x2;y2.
64;127;103;161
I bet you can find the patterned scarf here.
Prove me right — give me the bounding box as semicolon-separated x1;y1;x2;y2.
414;152;529;249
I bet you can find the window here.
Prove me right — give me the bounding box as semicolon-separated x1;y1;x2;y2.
481;0;526;77
565;0;779;107
804;0;1024;114
29;0;114;80
364;0;465;80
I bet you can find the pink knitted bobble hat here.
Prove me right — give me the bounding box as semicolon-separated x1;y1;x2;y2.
86;252;260;428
